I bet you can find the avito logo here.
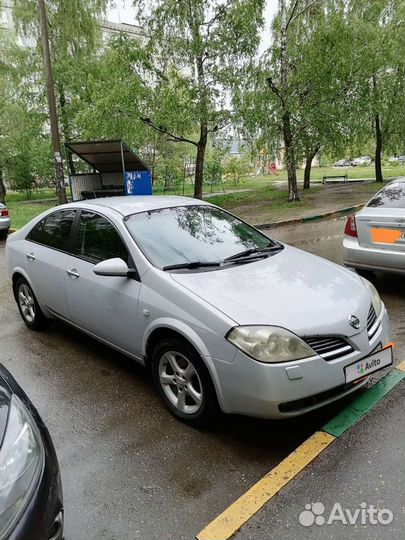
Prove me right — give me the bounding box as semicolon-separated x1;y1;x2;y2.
299;502;393;527
356;358;381;375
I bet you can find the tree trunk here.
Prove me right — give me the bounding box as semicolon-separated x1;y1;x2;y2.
303;146;320;190
59;85;75;176
38;0;67;205
374;113;383;183
194;124;208;199
194;50;208;200
0;168;6;204
282;111;300;201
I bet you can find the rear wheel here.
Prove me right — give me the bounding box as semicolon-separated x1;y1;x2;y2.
0;229;8;240
151;337;217;427
14;277;48;330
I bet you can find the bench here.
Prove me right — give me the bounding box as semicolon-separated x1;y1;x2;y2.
322;174;348;184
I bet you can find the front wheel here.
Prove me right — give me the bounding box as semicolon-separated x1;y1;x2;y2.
14;277;48;330
152;338;217;427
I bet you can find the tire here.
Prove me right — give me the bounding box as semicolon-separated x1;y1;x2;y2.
0;229;8;240
151;337;217;427
14;277;48;330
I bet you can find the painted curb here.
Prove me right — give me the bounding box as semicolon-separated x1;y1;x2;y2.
196;361;405;540
255;204;364;230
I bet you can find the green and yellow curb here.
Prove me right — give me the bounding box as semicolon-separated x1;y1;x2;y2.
197;362;405;540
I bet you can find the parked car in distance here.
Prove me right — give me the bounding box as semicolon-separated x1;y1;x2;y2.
352;156;372;166
343;177;405;275
0;363;63;540
334;159;351;167
0;203;10;239
6;196;391;426
388;155;405;164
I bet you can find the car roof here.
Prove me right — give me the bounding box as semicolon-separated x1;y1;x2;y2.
69;195;211;216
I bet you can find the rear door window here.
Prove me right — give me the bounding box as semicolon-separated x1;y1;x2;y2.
74;211;128;264
367;183;405;209
27;209;76;252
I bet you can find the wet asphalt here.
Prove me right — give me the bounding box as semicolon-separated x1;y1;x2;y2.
0;217;403;540
235;379;405;540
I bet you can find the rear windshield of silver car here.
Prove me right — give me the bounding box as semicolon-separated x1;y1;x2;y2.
125;205;275;269
367;182;405;209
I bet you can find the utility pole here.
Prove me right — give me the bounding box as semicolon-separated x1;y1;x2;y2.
38;0;67;204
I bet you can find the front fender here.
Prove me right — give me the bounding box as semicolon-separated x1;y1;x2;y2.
142;317;211;358
142;317;229;411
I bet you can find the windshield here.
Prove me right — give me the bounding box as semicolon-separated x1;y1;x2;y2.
125;205;277;269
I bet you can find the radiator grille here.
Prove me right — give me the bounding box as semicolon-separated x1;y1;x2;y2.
304;336;353;361
367;304;379;339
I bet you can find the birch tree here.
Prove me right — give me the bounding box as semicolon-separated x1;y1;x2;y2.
133;0;265;199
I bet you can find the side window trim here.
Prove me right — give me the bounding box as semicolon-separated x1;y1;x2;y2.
70;208;140;280
26;209;77;255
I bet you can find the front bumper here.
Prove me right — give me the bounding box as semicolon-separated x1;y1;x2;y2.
343;235;405;275
212;307;390;419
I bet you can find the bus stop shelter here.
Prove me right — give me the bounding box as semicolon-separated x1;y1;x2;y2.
65;139;152;201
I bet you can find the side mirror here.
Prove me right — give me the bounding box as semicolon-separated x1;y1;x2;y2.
93;258;130;277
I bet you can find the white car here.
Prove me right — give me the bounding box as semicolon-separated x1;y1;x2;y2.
5;196;391;425
343;178;405;275
352;156;372;166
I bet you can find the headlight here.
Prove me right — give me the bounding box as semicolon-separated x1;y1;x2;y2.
0;395;44;538
361;277;382;317
226;326;317;363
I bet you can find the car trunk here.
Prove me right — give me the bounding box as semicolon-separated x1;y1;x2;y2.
356;207;405;252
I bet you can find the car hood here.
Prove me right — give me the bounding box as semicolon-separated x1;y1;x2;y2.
170;244;371;337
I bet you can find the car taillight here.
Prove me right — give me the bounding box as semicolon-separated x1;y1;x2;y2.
344;215;357;237
0;208;9;217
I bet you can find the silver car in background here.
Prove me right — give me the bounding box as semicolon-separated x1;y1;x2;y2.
0;202;10;239
5;196;391;426
343;178;405;275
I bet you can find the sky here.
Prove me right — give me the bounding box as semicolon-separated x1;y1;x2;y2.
107;0;278;52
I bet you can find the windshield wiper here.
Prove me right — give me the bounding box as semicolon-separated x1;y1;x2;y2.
163;261;221;271
224;243;284;262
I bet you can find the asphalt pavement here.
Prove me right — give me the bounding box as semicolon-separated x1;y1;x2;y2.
234;378;405;540
0;216;403;540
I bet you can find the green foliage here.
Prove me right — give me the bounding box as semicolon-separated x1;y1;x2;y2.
2;0;403;202
224;157;250;185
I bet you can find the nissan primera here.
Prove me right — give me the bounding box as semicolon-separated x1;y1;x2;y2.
6;196;392;426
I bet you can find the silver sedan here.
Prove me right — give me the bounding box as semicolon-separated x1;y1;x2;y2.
6;196;391;426
343;178;405;275
0;203;10;239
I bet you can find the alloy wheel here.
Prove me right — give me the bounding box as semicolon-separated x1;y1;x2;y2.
18;283;36;324
158;351;203;415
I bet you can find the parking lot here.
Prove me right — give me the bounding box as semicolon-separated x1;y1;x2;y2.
0;216;403;540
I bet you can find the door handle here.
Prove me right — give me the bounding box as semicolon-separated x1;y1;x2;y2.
26;252;36;261
67;268;80;279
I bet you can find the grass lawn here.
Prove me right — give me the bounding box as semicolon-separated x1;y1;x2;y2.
8;201;58;229
5;164;403;229
207;181;388;225
6;188;61;202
